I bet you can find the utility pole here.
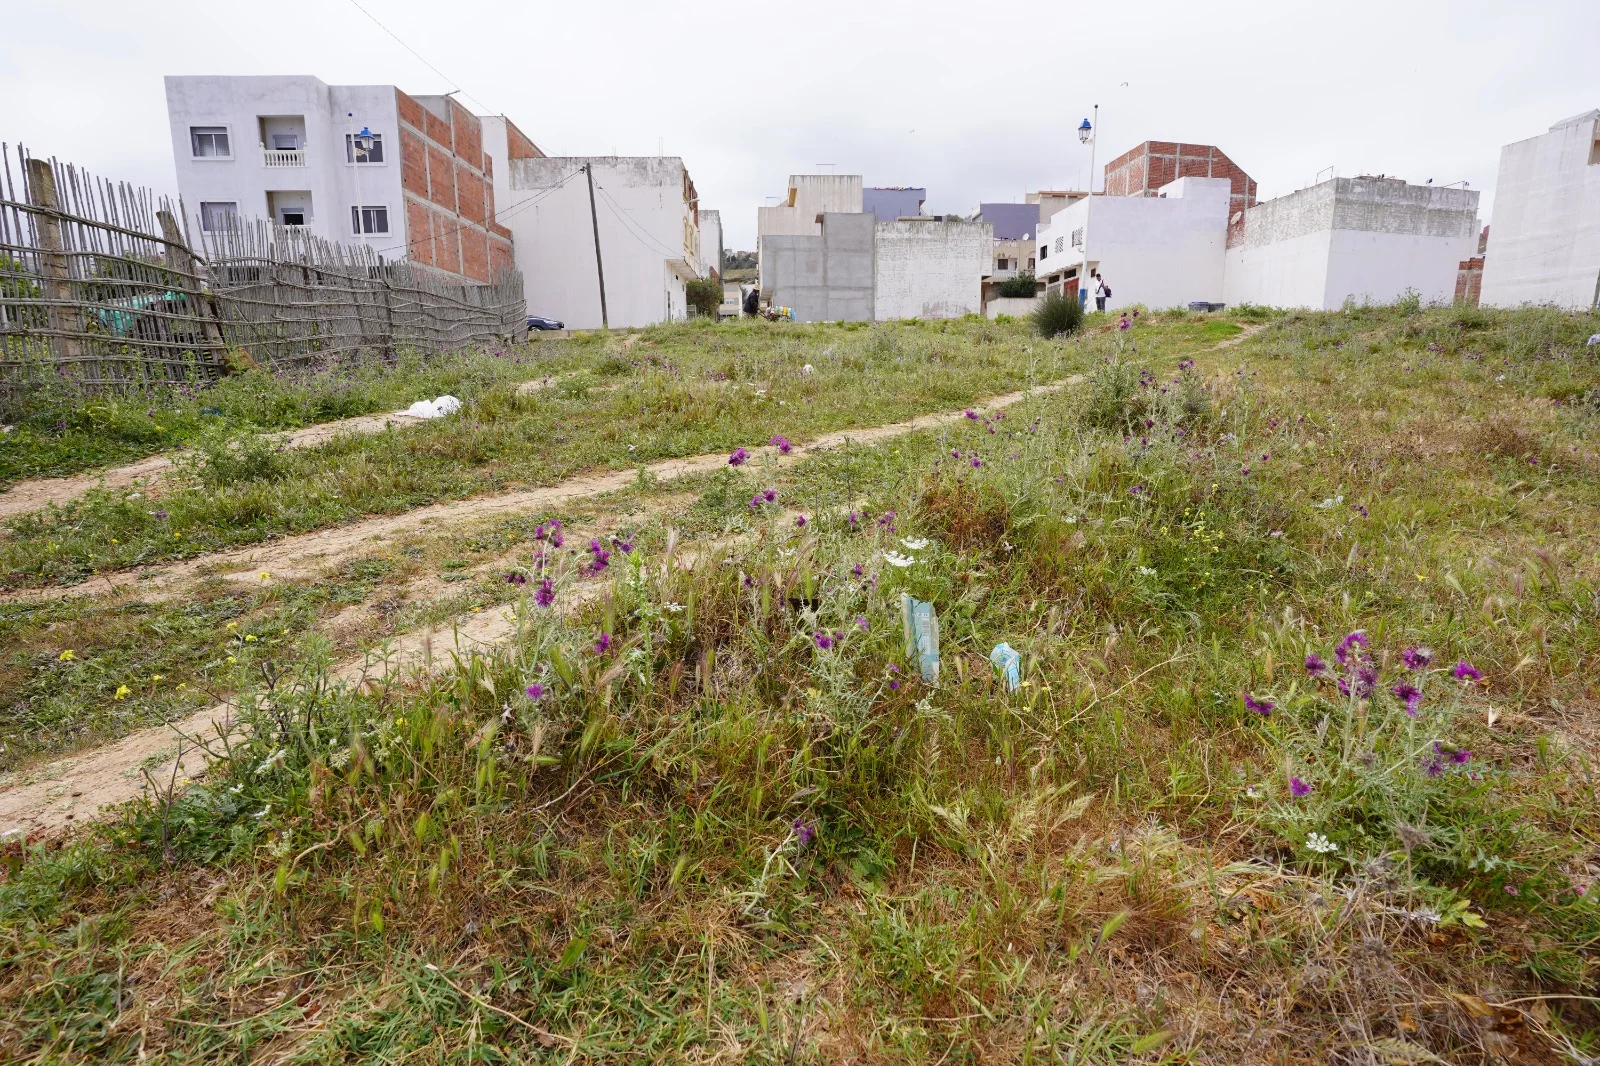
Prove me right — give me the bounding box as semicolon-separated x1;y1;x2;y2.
1079;103;1098;309
583;163;609;329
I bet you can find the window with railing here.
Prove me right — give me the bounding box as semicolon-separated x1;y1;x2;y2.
1071;228;1084;249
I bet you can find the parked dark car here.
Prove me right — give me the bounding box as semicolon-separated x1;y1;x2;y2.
528;315;564;331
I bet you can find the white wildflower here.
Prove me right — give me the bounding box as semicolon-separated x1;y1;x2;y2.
1408;908;1442;924
901;537;930;551
883;552;916;568
1136;566;1156;576
254;748;287;775
1305;832;1339;854
1316;495;1345;509
1245;784;1263;799
801;364;814;375
664;602;685;613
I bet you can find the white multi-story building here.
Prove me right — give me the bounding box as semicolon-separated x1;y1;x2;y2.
698;209;723;280
1036;177;1233;309
493;156;703;328
164;75;515;282
1480;109;1600;309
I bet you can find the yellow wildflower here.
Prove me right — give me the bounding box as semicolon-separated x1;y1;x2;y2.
114;684;131;700
58;649;76;662
244;634;258;643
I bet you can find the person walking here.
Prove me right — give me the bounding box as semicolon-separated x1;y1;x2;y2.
1093;272;1111;313
743;286;761;317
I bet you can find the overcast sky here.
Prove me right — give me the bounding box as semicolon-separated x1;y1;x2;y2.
4;0;1596;249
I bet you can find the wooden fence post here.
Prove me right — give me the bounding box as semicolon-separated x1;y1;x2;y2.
378;256;397;364
156;208;226;365
24;158;83;366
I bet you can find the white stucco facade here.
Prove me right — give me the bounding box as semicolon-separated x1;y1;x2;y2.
1480;110;1600;309
503;156;702;329
165;75;403;253
1036;178;1232;310
1224;177;1479;309
873;219;992;321
699;209;723;278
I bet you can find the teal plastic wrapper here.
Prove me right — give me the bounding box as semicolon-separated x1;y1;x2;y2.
901;593;941;684
989;642;1021;691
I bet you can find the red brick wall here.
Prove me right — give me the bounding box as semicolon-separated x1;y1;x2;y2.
406;199;435;267
1455;257;1484;306
505;119;544;160
395;89;521;284
1104;141;1257;213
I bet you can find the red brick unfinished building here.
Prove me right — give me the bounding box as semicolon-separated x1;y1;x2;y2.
1103;141;1258;217
395;91;517;282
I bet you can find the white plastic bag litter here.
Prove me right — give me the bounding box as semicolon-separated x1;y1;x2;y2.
404;395;463;419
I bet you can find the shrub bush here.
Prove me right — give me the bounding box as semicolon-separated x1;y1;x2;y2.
996;272;1037;298
1030;290;1083;338
685;278;722;318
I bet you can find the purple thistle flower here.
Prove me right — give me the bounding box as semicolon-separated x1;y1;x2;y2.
1129;485;1144;495
1305;653;1327;675
1243;694;1275;716
1402;646;1433;670
549;528;565;549
588;540;611;572
534;577;555;608
525;682;545;700
763;488;777;502
951;450;961;458
1424;759;1444;778
971;456;983;468
1353;663;1380;699
742;574;756;589
1453;660;1482;681
852;562;864;577
1351;504;1369;518
888;679;900;690
793;818;815;847
506;571;527;586
1452;748;1472;764
1391;680;1423;717
594;632;612;654
153;509;169;520
1289;777;1312;798
856;615;869;631
877;510;896;528
728;447;749;466
749;494;764;510
1334;631;1369;665
770;435;792;454
813;631;833;650
795;515;807;528
965;409;980;420
612;537;633;554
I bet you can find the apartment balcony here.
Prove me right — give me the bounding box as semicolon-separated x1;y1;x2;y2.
262;147;306;168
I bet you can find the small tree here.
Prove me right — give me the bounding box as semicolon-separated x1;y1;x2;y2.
997;271;1037;298
685;278;722;318
1030;290;1084;338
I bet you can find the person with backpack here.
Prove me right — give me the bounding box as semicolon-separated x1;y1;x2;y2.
743;286;761;317
1094;272;1111;312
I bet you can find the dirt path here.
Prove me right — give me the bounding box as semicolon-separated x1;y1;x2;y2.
3;377;1080;607
0;379;560;524
0;537;686;838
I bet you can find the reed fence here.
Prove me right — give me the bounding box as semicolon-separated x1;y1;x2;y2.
0;143;525;390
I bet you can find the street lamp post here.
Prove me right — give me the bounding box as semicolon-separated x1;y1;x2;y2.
347;113;375;250
1077;105;1097;309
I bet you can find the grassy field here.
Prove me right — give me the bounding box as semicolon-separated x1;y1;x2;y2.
1;304;1598;1063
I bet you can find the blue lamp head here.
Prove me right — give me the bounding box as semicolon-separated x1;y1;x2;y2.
356;126;375;151
1077;118;1093;144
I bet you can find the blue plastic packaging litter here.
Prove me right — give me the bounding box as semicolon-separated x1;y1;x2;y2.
900;594;940;683
989;642;1021;691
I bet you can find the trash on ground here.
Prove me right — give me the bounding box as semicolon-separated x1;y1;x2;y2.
405;395;463;419
989;642;1021;691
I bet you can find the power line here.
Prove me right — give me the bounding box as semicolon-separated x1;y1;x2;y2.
343;0;495;115
367;167;584;258
593;182;686;261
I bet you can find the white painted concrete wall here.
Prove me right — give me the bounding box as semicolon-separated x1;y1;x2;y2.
1224;177;1478;309
758;175;863;287
504;156;699;329
873;220;992;321
1481;110;1600;309
699;209;722;277
986;296;1039;319
1037;178;1232;310
165;75;403;254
